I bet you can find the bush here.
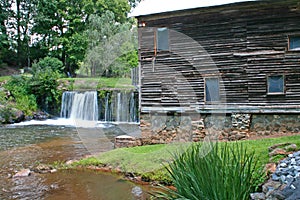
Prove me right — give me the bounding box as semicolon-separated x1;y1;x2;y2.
32;56;64;74
4;75;37;116
3;56;65;115
154;142;263;200
29;66;63;114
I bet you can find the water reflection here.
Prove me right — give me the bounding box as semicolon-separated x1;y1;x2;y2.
0;125;150;200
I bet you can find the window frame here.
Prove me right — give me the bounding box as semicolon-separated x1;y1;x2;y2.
288;35;300;51
204;77;220;103
155;27;170;52
267;74;285;95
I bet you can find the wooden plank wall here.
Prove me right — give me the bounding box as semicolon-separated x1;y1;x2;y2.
138;0;300;113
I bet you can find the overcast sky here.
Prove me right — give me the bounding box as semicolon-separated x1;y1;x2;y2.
130;0;257;17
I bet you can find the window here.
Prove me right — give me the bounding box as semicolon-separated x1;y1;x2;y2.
156;28;169;51
289;36;300;50
205;77;220;102
267;75;285;94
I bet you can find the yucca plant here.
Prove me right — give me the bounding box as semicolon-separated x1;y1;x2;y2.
153;142;263;200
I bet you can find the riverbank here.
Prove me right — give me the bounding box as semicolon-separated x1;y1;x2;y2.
70;134;300;190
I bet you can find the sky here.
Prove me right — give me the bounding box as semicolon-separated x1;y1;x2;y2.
130;0;257;17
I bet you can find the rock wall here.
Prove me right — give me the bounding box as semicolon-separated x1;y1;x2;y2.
251;114;300;136
138;113;300;145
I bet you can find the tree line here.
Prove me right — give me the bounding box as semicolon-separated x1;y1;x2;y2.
0;0;139;77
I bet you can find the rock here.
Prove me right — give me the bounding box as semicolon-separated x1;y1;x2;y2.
250;192;266;200
13;169;31;178
272;174;281;181
284;144;297;151
268;143;292;152
279;162;288;168
261;151;300;200
270;190;286;200
263;180;281;193
131;186;143;197
265;163;277;175
34;164;53;174
281;178;300;199
114;135;141;148
0;106;25;124
66;160;78;165
269;148;288;157
50;184;59;190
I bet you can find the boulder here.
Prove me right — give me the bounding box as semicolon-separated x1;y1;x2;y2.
13;169;31;178
0;105;25;124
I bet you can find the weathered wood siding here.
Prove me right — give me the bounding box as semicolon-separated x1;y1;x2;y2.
137;0;300;113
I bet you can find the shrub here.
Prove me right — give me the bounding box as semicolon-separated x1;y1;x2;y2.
32;56;64;74
154;142;263;200
26;57;65;114
4;75;37;116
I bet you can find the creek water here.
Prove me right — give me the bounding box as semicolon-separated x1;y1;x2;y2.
0;124;150;200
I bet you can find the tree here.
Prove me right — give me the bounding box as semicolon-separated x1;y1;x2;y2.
9;0;37;68
32;0;132;76
81;11;138;77
0;0;13;65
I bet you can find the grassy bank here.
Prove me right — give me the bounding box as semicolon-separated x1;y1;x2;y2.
73;135;300;184
0;76;133;90
62;77;133;90
0;76;11;82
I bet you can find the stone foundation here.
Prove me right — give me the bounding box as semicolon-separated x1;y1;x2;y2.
139;113;300;144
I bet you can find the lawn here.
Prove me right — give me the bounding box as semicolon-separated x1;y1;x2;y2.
62;77;134;90
74;135;300;183
0;75;133;90
0;76;11;82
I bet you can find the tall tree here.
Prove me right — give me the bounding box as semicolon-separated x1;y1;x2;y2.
10;0;36;68
0;0;13;65
32;0;131;75
81;10;137;77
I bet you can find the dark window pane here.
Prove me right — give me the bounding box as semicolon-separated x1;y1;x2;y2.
157;28;169;51
289;36;300;50
205;78;220;102
268;75;284;93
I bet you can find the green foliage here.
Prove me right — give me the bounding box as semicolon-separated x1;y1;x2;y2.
4;75;38;115
0;0;134;73
3;56;65;115
81;11;137;77
32;56;64;74
29;57;64;113
154;142;264;200
60;77;133;90
72;157;104;167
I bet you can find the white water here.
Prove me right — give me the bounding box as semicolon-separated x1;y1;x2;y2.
61;91;98;121
61;91;139;123
9;118;110;128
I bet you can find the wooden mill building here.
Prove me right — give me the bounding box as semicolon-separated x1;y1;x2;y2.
131;0;300;142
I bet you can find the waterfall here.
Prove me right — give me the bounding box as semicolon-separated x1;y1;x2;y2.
60;92;75;118
61;91;98;121
130;92;138;122
61;90;139;123
116;93;122;122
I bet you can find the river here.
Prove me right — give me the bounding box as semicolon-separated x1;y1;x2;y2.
0;122;150;200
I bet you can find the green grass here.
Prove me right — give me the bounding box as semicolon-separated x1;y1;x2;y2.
0;76;11;82
154;142;262;199
0;76;133;90
61;77;134;90
91;143;190;174
236;135;300;165
73;135;300;186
